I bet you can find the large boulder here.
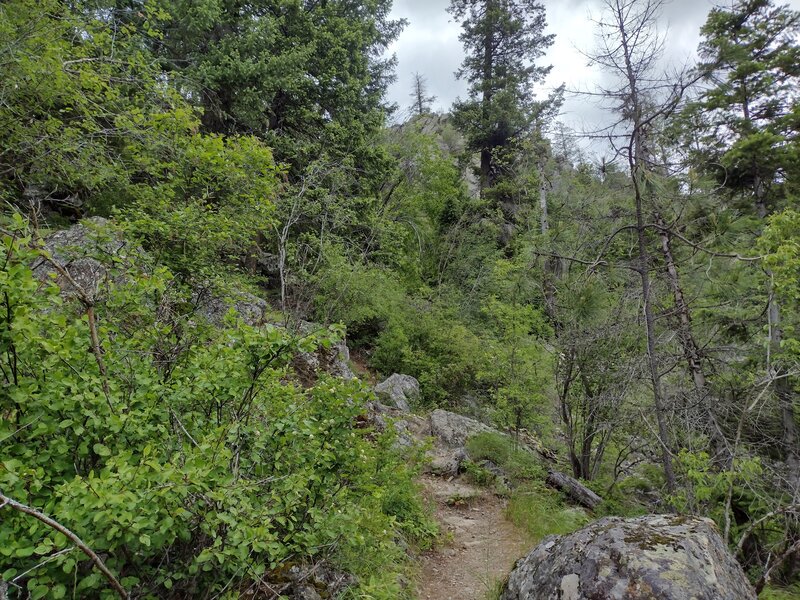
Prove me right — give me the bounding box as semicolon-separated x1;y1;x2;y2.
501;515;756;600
428;409;495;448
374;374;420;411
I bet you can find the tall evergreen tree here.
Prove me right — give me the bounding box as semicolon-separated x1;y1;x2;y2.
110;0;405;176
448;0;554;193
685;0;800;485
689;0;800;215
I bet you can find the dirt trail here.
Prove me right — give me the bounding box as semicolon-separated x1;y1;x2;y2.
415;475;532;600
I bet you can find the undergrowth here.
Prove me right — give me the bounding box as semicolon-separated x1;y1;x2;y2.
464;433;588;542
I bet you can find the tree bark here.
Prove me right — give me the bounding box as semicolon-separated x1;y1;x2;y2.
479;0;495;193
613;0;676;495
547;470;603;509
654;213;730;466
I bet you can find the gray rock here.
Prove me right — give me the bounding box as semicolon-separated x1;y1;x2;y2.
291;321;355;381
31;217;132;300
293;586;322;600
365;402;430;449
374;373;420;412
291;341;354;383
426;447;469;477
501;514;756;600
193;285;270;327
285;562;356;600
428;409;495;448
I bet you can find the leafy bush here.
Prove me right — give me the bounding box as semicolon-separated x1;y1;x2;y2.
506;483;590;543
465;433;546;485
0;220;434;598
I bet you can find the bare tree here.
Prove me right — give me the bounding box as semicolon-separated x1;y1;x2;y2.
409;72;436;116
589;0;680;493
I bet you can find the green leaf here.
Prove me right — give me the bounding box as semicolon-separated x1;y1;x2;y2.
93;443;111;457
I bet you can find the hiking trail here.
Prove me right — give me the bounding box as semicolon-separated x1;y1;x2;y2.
415;475;531;600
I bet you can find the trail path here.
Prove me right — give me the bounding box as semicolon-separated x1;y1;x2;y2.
415;475;531;600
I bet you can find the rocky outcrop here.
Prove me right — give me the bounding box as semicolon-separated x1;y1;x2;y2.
429;409;495;448
290;320;354;382
374;374;420;411
501;514;756;600
31;217;134;299
193;285;270;327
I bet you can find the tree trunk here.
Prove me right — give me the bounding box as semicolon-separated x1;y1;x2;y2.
635;187;676;495
654;213;730;466
615;2;676;495
539;162;549;235
547;470;603;509
479;0;495;193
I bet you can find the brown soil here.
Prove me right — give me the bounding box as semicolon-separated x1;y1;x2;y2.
415;475;532;600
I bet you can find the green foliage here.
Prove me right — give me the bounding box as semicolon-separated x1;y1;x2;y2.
671;450;763;524
465;424;621;541
462;460;497;487
0;0;180;207
465;433;546;485
119;133;279;278
146;0;405;184
760;583;800;600
506;483;589;542
0;220;434;597
761;208;800;359
685;0;800;209
477;259;551;433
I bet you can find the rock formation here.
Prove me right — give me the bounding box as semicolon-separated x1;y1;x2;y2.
501;514;756;600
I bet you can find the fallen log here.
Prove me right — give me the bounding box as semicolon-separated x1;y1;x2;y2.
546;470;602;510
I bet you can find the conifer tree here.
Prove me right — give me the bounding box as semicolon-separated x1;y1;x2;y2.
409;72;437;116
448;0;555;193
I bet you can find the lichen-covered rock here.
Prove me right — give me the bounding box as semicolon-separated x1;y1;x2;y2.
501;514;756;600
284;562;356;600
288;321;355;382
31;217;134;299
193;285;270;327
364;402;430;449
428;409;495;448
374;373;420;411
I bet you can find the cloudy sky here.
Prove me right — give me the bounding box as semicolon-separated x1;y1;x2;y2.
385;0;800;153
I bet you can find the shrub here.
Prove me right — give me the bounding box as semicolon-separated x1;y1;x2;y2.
465;433;546;485
0;220;434;598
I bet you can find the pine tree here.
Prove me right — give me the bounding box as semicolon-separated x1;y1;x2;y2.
690;0;800;215
448;0;554;192
686;0;800;487
409;72;437;116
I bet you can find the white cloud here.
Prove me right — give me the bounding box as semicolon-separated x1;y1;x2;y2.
386;0;800;155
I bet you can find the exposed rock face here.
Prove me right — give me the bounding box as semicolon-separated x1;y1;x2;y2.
193;285;270;327
365;402;430;449
501;515;756;600
374;374;420;411
427;447;469;477
273;562;356;600
31;217;131;299
429;409;495;448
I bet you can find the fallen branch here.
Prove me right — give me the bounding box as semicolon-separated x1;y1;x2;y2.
546;469;603;510
0;492;128;599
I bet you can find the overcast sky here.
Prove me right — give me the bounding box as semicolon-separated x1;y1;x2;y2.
385;0;800;154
